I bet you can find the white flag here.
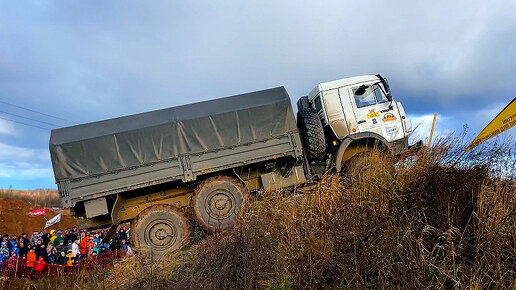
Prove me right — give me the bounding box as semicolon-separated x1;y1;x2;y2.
45;213;62;229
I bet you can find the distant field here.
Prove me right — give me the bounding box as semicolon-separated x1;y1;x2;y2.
0;188;60;208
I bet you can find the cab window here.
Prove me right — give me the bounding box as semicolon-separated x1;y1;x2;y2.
353;86;376;108
374;85;389;103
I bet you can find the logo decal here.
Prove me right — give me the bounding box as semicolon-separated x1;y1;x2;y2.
382;113;397;122
367;110;379;119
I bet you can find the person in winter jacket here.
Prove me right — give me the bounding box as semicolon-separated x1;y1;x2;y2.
120;239;129;251
53;232;64;247
120;239;133;256
42;232;51;246
34;256;45;278
9;237;18;255
18;240;28;257
1;235;11;254
66;240;73;251
65;249;75;267
0;241;9;264
64;227;78;246
71;239;80;259
26;248;36;268
57;251;66;266
79;236;90;259
48;248;58;264
55;240;66;256
6;253;17;270
88;236;95;256
35;256;45;271
20;233;30;249
46;243;54;256
35;243;48;262
49;230;57;243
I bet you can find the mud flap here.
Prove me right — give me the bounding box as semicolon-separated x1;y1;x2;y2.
102;193;124;244
261;166;306;191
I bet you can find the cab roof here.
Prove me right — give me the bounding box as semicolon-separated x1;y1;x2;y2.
308;75;380;99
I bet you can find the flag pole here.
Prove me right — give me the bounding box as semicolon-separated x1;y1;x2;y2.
428;113;437;149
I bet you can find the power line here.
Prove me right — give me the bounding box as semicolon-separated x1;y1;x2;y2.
0;99;79;125
0;116;51;131
0;110;62;127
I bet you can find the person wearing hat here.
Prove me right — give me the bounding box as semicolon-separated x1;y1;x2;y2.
50;230;57;243
57;251;66;266
79;236;90;259
65;249;75;267
26;248;36;269
35;256;45;274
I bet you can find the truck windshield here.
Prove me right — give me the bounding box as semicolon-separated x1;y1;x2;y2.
353;86;376;108
374;84;389;103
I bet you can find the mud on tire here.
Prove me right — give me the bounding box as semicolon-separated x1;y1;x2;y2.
131;204;190;256
192;176;248;233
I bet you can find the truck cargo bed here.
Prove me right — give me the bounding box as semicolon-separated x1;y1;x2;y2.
50;87;303;207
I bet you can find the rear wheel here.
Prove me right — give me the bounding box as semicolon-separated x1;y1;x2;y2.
131;204;190;255
192;176;248;232
297;108;326;161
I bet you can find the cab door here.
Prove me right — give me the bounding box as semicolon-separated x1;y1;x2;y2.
348;83;404;141
322;89;350;138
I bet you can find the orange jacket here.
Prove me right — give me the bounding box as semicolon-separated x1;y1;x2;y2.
79;237;90;255
26;252;36;267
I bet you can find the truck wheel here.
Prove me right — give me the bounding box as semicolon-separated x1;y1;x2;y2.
131;204;190;255
344;151;372;181
192;176;248;232
297;108;326;161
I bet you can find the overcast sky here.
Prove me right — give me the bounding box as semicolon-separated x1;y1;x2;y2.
0;1;515;189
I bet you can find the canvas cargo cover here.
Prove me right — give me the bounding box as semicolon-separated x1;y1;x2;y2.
50;87;298;181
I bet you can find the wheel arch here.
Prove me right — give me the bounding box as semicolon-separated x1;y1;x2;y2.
333;133;390;173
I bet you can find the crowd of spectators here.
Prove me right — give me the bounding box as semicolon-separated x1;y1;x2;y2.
0;226;131;276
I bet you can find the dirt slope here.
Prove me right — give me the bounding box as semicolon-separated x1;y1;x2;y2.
0;198;79;235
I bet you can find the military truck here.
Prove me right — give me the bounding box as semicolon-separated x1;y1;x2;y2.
49;74;413;254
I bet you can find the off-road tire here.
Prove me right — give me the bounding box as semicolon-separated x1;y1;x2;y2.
297;108;326;161
131;204;190;256
192;176;248;233
344;151;372;181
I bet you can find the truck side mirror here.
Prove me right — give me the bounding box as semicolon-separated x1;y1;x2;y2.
354;85;367;96
386;94;393;102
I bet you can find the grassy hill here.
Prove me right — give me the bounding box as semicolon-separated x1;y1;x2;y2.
4;136;515;289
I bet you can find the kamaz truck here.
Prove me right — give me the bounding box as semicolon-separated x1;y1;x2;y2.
49;74;413;254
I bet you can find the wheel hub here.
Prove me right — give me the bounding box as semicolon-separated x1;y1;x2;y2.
145;220;177;249
207;191;234;219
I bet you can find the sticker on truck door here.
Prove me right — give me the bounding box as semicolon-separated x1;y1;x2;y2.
367;109;379;119
382;113;397;122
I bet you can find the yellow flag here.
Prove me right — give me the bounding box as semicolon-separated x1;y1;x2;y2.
466;97;516;151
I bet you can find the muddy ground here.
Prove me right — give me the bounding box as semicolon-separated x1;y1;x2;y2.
0;198;79;235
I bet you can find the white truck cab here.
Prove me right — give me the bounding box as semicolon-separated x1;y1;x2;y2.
308;74;411;142
297;74;413;168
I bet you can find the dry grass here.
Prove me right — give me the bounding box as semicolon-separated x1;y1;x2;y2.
160;136;514;289
3;135;514;289
0;189;60;208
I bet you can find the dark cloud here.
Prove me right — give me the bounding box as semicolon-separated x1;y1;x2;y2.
0;0;514;188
